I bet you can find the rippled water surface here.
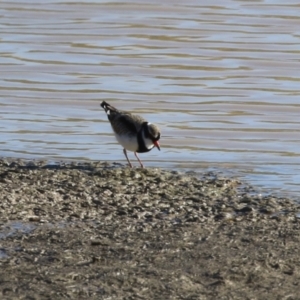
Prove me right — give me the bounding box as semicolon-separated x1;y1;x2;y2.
1;0;300;198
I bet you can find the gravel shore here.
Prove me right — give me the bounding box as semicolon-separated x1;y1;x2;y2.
0;158;300;299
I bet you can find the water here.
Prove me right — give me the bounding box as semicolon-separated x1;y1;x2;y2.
1;1;300;198
0;222;36;240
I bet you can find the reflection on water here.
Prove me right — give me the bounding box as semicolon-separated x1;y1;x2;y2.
0;222;36;240
1;1;300;198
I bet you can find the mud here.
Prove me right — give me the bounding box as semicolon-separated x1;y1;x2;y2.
0;159;299;299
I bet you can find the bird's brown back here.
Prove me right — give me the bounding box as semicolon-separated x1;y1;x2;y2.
101;101;146;136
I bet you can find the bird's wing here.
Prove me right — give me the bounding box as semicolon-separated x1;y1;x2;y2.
111;113;145;136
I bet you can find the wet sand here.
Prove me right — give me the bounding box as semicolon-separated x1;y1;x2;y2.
0;158;300;299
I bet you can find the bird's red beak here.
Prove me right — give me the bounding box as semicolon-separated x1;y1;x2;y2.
154;140;160;151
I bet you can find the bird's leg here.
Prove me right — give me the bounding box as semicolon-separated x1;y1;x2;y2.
134;152;144;168
123;148;133;168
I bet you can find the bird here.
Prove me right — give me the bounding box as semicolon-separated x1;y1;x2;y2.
100;101;160;168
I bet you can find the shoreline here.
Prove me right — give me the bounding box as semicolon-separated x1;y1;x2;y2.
1;155;297;201
0;158;300;299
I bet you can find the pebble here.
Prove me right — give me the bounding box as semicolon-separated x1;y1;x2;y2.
0;158;298;229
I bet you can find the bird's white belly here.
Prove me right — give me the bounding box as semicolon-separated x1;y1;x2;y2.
115;133;138;152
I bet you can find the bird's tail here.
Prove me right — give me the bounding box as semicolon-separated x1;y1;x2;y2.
100;101;117;115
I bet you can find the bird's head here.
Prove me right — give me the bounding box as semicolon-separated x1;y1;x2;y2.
147;123;161;151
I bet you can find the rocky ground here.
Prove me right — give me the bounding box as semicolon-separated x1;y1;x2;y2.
0;158;300;300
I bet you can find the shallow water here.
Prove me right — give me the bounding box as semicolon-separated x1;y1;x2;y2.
0;222;36;240
1;1;300;198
